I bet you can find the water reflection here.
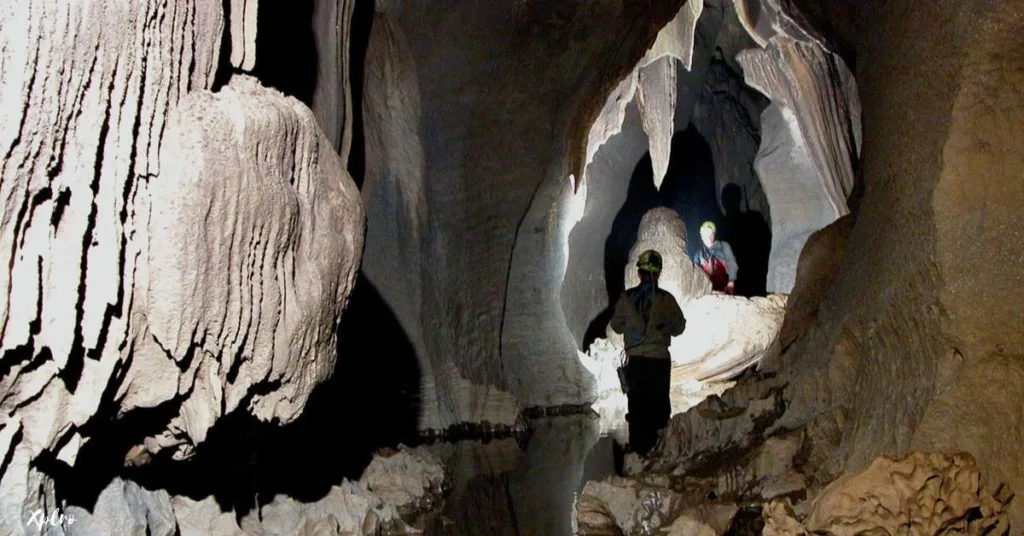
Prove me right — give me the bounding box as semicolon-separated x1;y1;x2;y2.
420;414;615;535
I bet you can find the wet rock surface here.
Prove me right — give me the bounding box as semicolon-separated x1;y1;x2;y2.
47;445;447;536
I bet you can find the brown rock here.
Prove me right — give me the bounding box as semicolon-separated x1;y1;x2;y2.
804;451;1008;535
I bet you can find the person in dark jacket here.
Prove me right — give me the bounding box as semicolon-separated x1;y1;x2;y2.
692;221;738;294
610;249;686;456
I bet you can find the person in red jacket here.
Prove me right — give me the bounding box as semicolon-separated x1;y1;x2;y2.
692;221;738;294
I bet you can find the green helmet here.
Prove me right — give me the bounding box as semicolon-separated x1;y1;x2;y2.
700;221;717;233
636;249;663;274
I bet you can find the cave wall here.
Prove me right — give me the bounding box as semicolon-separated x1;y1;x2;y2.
757;0;1024;526
312;0;357;158
737;36;860;294
562;0;777;353
0;0;364;529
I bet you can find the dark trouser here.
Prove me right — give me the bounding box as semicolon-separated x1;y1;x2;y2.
625;356;671;456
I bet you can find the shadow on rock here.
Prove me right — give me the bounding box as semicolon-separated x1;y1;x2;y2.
721;183;771;297
52;270;422;519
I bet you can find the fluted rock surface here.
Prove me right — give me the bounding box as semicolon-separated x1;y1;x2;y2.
0;0;363;529
311;0;357;156
736;30;860;293
0;0;223;528
142;74;364;457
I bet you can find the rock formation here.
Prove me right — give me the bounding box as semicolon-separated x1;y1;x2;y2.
0;0;363;530
803;452;1009;535
581;206;785;430
737;33;860;293
57;445;445;535
142;75;364;459
621;208;712;312
2;0;1023;533
775;214;854;354
670;293;786;381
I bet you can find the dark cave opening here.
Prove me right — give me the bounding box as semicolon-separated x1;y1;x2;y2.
49;271;422;518
719;183;771;297
250;0;319;106
347;0;376;187
660;127;722;265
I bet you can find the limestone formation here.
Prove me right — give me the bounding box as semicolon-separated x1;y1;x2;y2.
644;0;704;71
575;475;739;536
311;0;357;156
775;214;854;356
255;480;403;536
736;29;860;293
54;445;445;535
0;0;364;528
582;209;786;429
63;479;177;536
577;340;630;440
358;446;446;516
228;0;257;70
575;476;687;535
635;0;706;189
622;208;712;313
499;0;716;412
141;74;364;457
172;495;247;536
637;58;678;190
690;14;770;220
3;0;1023;534
669;293;786;380
0;0;222;528
361;0;688;428
804;452;1009;535
761;500;807;536
645;376;788;476
752;2;1024;528
562;99;650;351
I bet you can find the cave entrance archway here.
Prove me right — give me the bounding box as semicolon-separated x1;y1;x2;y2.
581;123;773;348
583;126;720;347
